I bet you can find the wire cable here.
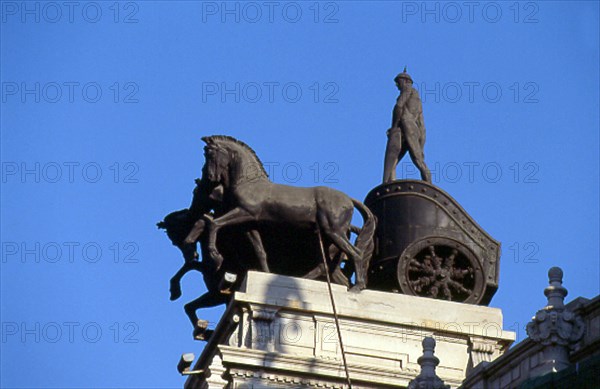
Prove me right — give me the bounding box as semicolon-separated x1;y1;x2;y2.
317;230;353;389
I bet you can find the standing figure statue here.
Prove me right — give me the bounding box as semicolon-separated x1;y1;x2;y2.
383;68;432;183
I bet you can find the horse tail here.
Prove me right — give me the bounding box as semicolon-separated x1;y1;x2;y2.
351;199;376;265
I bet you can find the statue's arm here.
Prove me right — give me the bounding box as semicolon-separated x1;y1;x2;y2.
391;106;399;128
420;113;426;145
391;97;402;128
393;90;411;126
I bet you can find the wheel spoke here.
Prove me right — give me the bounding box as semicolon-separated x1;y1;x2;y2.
428;245;436;258
432;255;442;269
444;249;457;268
442;283;452;300
404;243;478;303
429;285;439;298
448;280;470;294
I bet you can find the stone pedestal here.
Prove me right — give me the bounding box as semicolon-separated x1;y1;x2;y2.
185;272;515;389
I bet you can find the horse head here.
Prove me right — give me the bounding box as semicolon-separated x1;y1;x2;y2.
157;209;199;263
202;135;269;187
203;141;232;188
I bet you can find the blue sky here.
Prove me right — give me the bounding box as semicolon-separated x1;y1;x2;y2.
1;1;599;388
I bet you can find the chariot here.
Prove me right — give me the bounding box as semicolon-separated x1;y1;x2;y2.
364;180;500;305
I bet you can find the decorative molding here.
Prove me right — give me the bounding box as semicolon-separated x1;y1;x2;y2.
186;272;515;389
468;336;502;370
229;368;346;388
251;306;280;322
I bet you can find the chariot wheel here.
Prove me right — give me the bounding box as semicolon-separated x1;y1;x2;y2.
397;237;485;304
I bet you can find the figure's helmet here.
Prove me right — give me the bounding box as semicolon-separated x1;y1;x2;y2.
394;67;413;83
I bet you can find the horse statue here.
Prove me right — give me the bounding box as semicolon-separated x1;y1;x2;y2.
158;176;267;339
159;174;303;337
201;135;376;291
156;178;228;339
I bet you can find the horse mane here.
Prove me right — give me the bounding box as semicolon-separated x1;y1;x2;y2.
202;135;269;178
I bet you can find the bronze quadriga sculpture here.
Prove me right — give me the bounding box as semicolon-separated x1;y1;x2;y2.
158;70;502;340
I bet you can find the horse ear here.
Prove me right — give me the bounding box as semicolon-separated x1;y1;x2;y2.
201;136;214;145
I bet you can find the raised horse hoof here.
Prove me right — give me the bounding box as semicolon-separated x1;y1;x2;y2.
193;328;214;342
193;319;213;341
218;272;238;295
170;288;182;301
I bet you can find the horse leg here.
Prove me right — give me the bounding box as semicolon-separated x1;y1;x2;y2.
207;207;254;270
170;261;204;301
304;249;348;286
350;252;368;292
183;218;206;246
305;237;336;280
332;267;350;287
304;263;325;279
321;228;365;291
341;252;355;280
184;291;228;328
330;245;350;287
304;264;348;286
246;229;269;272
323;244;350;287
184;291;227;341
180;242;198;262
181;219;206;261
170;263;192;301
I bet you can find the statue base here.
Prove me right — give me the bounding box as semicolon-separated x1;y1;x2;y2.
184;272;515;388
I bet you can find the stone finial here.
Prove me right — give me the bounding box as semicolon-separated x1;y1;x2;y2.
525;267;585;373
544;267;568;309
408;337;450;389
